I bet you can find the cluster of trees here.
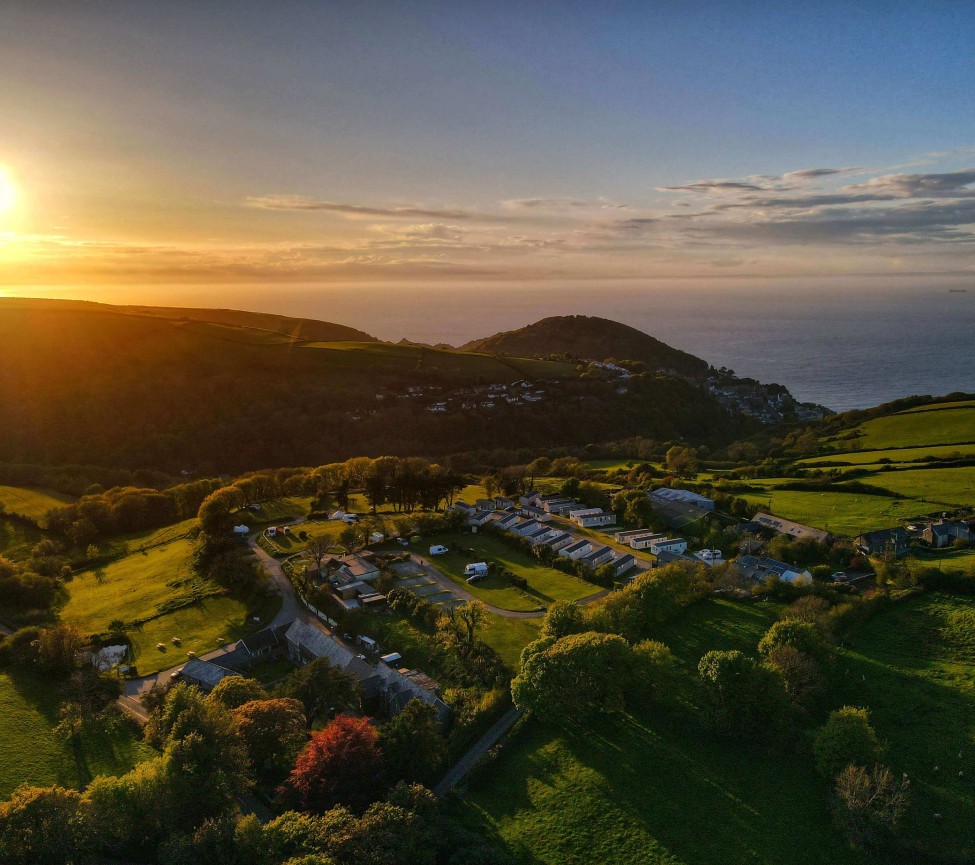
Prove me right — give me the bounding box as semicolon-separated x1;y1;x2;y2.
0;553;65;615
0;671;504;865
46;479;223;545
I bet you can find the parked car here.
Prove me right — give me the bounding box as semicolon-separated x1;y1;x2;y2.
466;573;486;584
832;571;850;582
429;544;449;556
395;537;409;546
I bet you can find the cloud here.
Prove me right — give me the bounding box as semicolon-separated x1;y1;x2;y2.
657;180;765;193
780;166;861;181
246;195;479;220
843;169;975;199
501;197;591;210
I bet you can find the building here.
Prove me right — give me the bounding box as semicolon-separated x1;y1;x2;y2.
569;507;617;528
615;528;656;543
628;532;668;550
923;520;972;549
649;488;715;511
519;503;551;522
321;553;381;585
648;489;714;530
611;553;637;576
856;527;911;557
542;530;575;551
752;512;832;544
181;657;236;692
559;539;594;560
542;498;580;515
577;544;616;569
735;555;812;586
649;537;688;556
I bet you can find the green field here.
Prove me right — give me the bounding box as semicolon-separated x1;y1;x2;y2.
0;484;75;526
62;529;278;675
801;443;975;466
831;406;975;452
834;594;975;856
740;487;945;536
902;400;975;413
857;466;975;507
455;599;864;865
432;533;598;612
0;671;153;798
0;516;43;562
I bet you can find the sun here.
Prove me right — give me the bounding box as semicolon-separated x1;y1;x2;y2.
0;167;18;215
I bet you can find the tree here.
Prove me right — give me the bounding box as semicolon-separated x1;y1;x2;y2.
763;645;826;712
306;536;333;577
278;657;361;727
36;623;86;676
833;764;910;847
285;715;385;813
512;632;634;723
813;707;882;778
378;699;444;785
456;600;488;647
539;600;585;640
664;446;698;479
0;785;92;865
758;620;832;666
630;640;677;704
697;650;790;741
206;675;268;710
338;525;364;555
233;697;308;781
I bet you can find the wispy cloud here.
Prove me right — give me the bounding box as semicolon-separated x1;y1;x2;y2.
246;195;480;220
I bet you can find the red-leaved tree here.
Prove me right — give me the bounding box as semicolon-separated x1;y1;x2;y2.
284;714;385;813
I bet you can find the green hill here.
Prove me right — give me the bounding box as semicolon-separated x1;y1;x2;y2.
0;301;740;473
460;315;710;378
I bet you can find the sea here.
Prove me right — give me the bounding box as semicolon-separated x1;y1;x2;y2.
7;278;975;413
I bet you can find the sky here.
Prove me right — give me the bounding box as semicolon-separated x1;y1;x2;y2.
1;1;974;298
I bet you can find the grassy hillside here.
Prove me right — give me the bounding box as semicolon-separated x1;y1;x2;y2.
0;484;75;525
827;404;975;453
0;671;153;798
461;314;710;377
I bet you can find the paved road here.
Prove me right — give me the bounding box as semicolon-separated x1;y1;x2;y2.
122;528;303;699
434;706;525;796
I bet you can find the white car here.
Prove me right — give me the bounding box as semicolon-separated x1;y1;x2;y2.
429;544;449;556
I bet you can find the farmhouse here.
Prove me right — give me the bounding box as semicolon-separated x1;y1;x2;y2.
856;527;911;557
923;519;972;549
735;554;813;585
753;512;832;544
181;657;236;692
569;507;617;528
321;553;381;585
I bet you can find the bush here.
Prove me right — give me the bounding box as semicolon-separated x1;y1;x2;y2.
813;706;882;778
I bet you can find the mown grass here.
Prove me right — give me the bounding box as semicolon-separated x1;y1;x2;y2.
433;533;597;611
0;516;42;562
0;671;154;798
0;484;75;526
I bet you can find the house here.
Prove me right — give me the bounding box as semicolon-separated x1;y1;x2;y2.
452;500;475;513
649;537;688;556
285;619;375;680
522;524;552;542
735;555;813;586
559;539;594;560
578;545;616;569
374;661;451;725
856;527;911;557
475;498;497;511
923;520;971;549
321;553;381;585
237;622;291;662
569;507;617;528
181;657;236;692
752;512;832;544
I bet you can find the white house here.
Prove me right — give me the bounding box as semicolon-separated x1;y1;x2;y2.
649;537;688;555
559;539;594;560
569;508;617;528
629;533;668;550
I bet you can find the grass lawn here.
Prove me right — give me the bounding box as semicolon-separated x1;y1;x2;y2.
433;533;598;611
62;531;280;675
834;593;975;858
238;496;314;527
452;598;868;865
857;466;975;508
0;484;75;526
800;443;975;466
740;488;946;536
0;671;154;798
481;615;541;670
834;406;975;452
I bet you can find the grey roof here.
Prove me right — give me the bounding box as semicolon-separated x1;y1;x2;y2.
736;555;810;581
753;512;831;543
286;619;358;669
183;657;234;690
561;540;591;555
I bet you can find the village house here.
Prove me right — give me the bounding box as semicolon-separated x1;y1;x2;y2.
752;512;832;544
923;519;972;549
181;657;236;692
855;527;911;557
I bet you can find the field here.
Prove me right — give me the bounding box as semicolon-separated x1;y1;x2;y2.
0;516;42;562
62;527;278;675
740;487;945;536
829;405;975;452
454;598;865;865
834;593;975;856
857;466;975;508
0;484;75;526
432;533;599;612
801;442;975;466
0;671;154;798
